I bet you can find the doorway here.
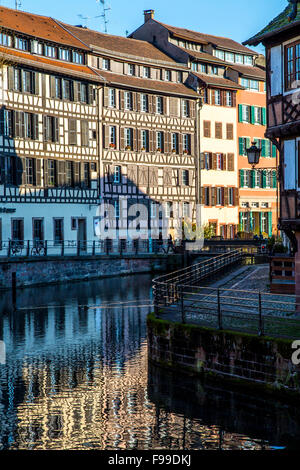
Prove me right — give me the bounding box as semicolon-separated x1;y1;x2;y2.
77;218;87;252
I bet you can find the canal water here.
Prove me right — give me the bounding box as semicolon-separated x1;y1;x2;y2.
0;273;299;450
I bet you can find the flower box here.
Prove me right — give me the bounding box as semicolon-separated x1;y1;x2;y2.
125;146;131;150
109;143;116;148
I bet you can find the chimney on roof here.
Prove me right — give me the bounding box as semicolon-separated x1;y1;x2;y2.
144;9;154;23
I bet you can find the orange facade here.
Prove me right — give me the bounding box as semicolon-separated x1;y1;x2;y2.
237;80;278;237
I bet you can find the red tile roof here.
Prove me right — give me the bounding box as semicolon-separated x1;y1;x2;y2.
227;64;266;80
59;22;178;65
0;6;89;49
0;46;101;81
157;21;258;55
192;72;244;90
96;69;199;97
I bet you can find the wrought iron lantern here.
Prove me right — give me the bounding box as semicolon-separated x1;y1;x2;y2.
246;141;261;168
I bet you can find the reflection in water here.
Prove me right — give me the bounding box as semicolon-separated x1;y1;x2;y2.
0;274;299;450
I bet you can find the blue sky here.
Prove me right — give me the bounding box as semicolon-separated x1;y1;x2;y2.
0;0;288;53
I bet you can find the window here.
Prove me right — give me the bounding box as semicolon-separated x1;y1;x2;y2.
48;160;57;187
59;48;71;61
250;79;259;91
182;100;190;117
125;91;133;110
211;66;218;75
225;91;232;107
156;132;164;152
216;154;223;170
83;162;90;188
25;158;34;185
108;88;116;108
128;64;135;76
62;79;73;101
78;82;88;103
182;170;189;186
10;68;37;94
114;166;121;183
183;134;191;153
73;51;84;64
102;58;110;70
141;130;149;151
165;70;171;81
81;121;89;147
239;137;250;156
165;202;173;218
261;202;269;208
141;94;148;112
3;109;13;137
244;55;253;65
236;54;243;64
226;123;233;140
125;128;133;149
228;188;234;206
15;37;28;51
109;126;116;147
45;45;56;58
12;219;24;243
0;32;12;47
204;187;210;205
156;96;163;114
200;64;207;73
114;200;120;219
225;52;234;63
191;62;198;72
183;202;190;218
14;112;39;140
204;152;211;170
216;187;223;205
150;202;157;218
33;219;44;243
143;66;150;78
54;219;64;245
214;90;221;105
177;71;183;83
172;133;178;153
215;49;225;60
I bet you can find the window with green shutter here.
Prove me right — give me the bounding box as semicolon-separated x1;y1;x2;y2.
262;108;266;126
239;137;244;156
262;169;267;188
272;170;277;188
240;169;244;188
272;144;277;158
238;105;243;123
261;140;266;157
250;106;255;124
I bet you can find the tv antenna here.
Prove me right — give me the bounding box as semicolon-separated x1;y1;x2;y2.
96;0;111;33
15;0;22;9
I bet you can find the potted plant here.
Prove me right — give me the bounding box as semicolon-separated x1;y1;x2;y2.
125;145;131;150
109;143;116;148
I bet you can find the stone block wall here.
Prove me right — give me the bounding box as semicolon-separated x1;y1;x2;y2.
147;314;300;398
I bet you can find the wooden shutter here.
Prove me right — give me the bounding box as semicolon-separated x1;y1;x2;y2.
226;123;233;140
103;125;109;149
163;97;167;116
149;167;158;186
212;153;217;170
200;153;205;170
139;166;148;186
34;72;39;95
232;92;236;108
74;162;80;187
49;76;56;98
163;168;172;186
211;187;216;206
7;66;14;90
224;187;229;206
35;159;42;186
190;100;196;118
233;187;239;206
58;160;66;186
103;87;109;107
88;85;93;104
133;128;137;151
127;164;137;185
120;90;125;110
215;122;222;139
203;121;211;138
136;93;141;112
227;153;234;171
132;92;137;112
69;119;77;145
222;154;227;171
178;134;183;155
54;117;59;142
120;127;125;149
32;114;39;140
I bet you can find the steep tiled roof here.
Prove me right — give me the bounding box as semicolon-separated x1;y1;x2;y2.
177;47;227;65
227;64;266;80
245;3;300;46
96;69;199;97
191;72;244;90
0;6;89;49
0;46;101;81
156;21;257;55
59;22;178;65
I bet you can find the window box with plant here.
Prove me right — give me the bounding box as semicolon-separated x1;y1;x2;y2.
125;145;131;151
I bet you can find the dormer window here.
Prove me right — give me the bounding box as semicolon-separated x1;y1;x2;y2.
15;37;28;51
177;71;183;83
143;66;150;78
236;54;243;64
128;64;135;76
73;51;84;64
0;32;12;47
191;62;198;72
102;58;110;70
59;48;71;61
225;52;234;63
45;45;56;58
215;50;225;61
244;55;253;66
165;70;171;81
211;66;218;75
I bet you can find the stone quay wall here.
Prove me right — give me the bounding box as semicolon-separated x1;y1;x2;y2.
147;314;300;399
0;254;183;290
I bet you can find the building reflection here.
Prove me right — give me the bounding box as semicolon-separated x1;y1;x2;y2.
0;275;298;450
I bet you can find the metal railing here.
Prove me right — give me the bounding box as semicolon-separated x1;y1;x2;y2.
0;238;186;258
153;250;300;339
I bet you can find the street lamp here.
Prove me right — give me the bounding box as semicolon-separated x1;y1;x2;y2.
246;141;261;168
